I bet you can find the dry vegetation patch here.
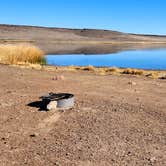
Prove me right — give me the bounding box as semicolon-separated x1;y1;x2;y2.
1;45;165;80
122;68;144;75
0;44;45;65
64;66;165;79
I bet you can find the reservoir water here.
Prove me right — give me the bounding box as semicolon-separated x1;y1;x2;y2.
45;49;166;70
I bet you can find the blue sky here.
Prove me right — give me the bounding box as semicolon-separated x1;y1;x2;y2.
0;0;165;35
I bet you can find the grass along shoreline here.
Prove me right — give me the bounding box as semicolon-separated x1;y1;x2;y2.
0;44;165;79
10;63;166;79
0;44;45;65
62;65;166;79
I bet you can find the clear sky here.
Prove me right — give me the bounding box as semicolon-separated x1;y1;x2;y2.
0;0;165;35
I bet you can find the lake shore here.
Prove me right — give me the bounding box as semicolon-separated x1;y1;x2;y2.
11;63;166;79
0;64;165;165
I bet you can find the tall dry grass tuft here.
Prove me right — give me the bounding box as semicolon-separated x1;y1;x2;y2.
0;44;45;65
146;72;159;79
105;67;120;73
82;65;96;71
122;68;144;75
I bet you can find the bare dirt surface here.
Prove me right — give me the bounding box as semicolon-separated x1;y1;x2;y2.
0;64;165;166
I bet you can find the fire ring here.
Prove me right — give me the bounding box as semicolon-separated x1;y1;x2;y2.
40;92;74;109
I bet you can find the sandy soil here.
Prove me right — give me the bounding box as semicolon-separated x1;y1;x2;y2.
0;64;165;166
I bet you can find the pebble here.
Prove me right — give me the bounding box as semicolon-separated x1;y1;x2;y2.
150;157;156;163
29;134;36;137
52;75;65;80
128;81;136;85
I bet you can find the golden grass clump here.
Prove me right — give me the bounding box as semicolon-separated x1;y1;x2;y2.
122;68;144;75
106;67;120;73
67;65;78;71
82;65;96;71
97;68;106;75
0;44;45;65
146;72;159;79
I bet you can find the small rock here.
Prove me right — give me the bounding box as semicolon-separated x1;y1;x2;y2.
127;151;131;155
1;137;5;141
128;81;136;85
150;157;156;163
29;134;36;137
47;101;57;110
59;75;65;80
54;162;60;166
60;109;65;112
52;75;65;80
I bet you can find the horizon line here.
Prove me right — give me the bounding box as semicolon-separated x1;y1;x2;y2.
0;23;166;37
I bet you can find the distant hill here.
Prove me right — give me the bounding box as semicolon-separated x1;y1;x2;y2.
0;24;166;54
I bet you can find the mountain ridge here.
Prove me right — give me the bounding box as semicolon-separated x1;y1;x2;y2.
0;24;166;54
0;24;166;37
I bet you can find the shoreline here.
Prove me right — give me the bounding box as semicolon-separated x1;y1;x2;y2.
1;39;166;44
10;63;166;79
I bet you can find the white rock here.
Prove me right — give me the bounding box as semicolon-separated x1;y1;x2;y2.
150;157;156;163
47;101;57;110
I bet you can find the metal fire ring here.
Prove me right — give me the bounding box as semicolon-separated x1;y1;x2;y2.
40;92;74;108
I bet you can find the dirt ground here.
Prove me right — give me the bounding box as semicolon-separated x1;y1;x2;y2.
0;64;165;166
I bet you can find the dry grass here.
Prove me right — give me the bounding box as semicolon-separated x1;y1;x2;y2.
1;47;163;80
122;68;144;75
82;65;96;71
65;66;162;78
146;72;159;79
159;75;166;79
105;67;120;73
0;44;45;65
67;65;79;71
64;66;164;79
10;63;165;79
65;66;146;76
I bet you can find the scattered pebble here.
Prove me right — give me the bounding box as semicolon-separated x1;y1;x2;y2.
29;134;36;137
128;80;136;85
52;75;65;80
150;157;156;163
1;137;5;141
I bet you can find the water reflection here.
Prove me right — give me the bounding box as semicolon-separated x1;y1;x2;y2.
46;49;166;70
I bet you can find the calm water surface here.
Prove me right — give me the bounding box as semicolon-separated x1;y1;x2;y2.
45;49;166;70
